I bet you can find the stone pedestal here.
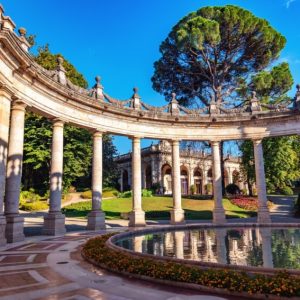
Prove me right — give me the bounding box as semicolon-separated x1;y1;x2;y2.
43;212;66;236
0;216;7;246
257;207;271;223
128;210;146;227
5;214;24;243
213;207;226;224
170;208;185;225
87;211;106;230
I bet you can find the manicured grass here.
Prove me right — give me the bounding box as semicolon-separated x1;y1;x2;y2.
62;196;256;220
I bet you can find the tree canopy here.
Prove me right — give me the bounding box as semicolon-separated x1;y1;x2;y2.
152;5;287;107
22;45;118;195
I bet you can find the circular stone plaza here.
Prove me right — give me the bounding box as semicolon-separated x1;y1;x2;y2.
0;3;300;300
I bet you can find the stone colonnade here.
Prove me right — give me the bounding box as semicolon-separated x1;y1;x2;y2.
0;95;271;246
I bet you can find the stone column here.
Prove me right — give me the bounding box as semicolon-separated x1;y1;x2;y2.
128;137;145;226
170;140;185;224
43;119;66;235
5;100;26;243
211;141;226;223
253;139;271;223
87;131;106;230
0;92;11;246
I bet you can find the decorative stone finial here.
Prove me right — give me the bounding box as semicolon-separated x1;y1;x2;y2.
250;90;261;113
171;92;178;103
132;87;141;109
56;56;66;85
18;27;26;36
94;76;104;99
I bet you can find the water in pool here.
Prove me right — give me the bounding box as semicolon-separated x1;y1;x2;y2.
115;228;300;269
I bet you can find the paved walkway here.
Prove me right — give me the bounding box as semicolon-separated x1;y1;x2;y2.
0;230;235;300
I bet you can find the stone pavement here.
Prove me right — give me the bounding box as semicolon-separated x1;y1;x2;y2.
0;229;235;300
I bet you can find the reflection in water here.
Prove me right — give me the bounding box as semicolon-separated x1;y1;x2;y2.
116;228;300;270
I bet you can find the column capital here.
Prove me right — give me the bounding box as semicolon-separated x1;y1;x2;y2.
130;136;142;142
52;118;64;127
252;138;263;145
171;139;181;145
210;140;221;147
92;130;103;138
11;99;27;111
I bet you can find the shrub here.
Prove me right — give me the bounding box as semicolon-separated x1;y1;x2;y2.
190;184;195;195
142;189;152;197
82;234;300;298
20;190;41;203
226;184;240;195
117;190;132;198
280;186;294;195
81;190;92;199
205;183;212;194
20;200;48;211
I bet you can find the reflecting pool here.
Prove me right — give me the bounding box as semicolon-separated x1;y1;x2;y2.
115;228;300;269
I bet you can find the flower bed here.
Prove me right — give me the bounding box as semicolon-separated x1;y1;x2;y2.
230;197;259;211
82;234;300;298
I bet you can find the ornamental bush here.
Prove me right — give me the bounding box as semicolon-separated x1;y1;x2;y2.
225;184;240;195
82;234;300;298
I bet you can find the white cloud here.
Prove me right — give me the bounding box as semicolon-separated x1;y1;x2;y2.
286;0;296;8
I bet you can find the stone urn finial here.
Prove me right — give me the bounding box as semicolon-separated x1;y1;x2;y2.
18;27;26;36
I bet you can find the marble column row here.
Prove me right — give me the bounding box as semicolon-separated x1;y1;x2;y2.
0;96;272;246
0;99;106;245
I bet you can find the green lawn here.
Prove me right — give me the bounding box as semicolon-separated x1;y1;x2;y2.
62;196;256;220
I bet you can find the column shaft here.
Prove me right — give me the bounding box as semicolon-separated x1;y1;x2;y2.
129;137;145;226
87;131;105;230
170;140;185;224
5;100;26;243
43;119;66;235
211;141;226;224
0;93;11;245
253;139;271;223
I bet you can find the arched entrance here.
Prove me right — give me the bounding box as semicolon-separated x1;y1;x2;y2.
180;166;189;195
193;168;202;194
206;168;213;195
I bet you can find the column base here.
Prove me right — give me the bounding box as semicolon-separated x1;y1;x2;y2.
128;210;146;227
258;207;271;224
213;207;226;224
87;211;106;230
5;214;25;243
43;212;66;236
0;216;7;246
170;209;185;225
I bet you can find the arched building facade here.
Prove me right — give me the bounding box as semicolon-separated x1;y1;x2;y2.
116;141;246;195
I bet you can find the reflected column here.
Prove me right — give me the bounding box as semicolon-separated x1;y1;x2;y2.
0;91;11;246
211;141;226;224
216;228;227;264
129;136;145;226
87;131;105;230
133;235;143;253
4;100;26;243
174;231;185;259
43;119;66;235
170;140;185;224
260;228;273;268
253;139;271;223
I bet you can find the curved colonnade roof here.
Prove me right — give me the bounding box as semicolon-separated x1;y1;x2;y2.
0;6;300;141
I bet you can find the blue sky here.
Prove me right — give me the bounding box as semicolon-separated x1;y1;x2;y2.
1;0;300;154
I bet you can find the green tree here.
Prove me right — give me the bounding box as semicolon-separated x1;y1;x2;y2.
152;5;286;106
151;5;292;195
22;45;118;194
